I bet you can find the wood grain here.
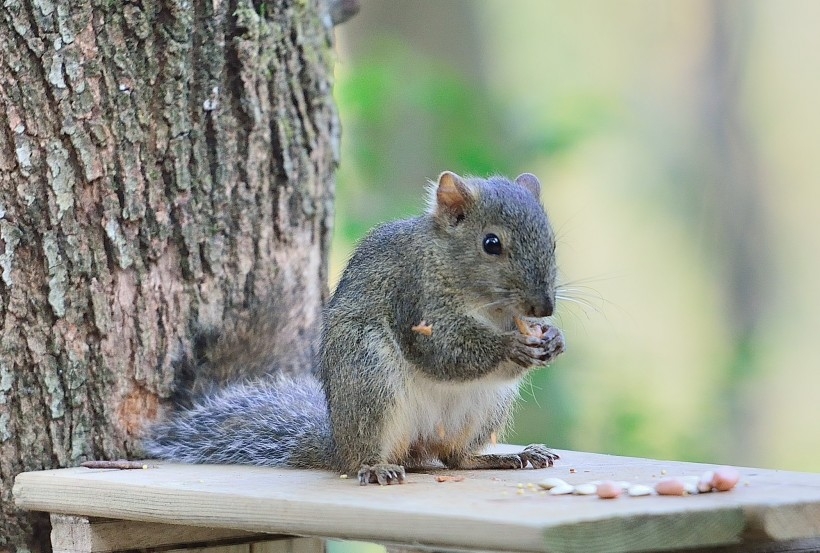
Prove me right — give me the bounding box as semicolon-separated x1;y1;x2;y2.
49;515;265;553
14;448;820;553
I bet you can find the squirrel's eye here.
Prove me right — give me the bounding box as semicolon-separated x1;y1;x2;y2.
483;233;502;255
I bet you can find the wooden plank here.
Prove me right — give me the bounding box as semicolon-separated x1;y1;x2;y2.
165;544;250;553
251;538;325;553
49;514;270;553
13;448;820;553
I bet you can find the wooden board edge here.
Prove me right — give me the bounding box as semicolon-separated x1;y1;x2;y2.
541;508;746;553
49;515;273;553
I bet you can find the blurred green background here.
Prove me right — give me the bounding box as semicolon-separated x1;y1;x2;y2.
328;0;820;474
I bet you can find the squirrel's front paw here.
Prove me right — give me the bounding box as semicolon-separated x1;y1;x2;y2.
518;444;559;468
509;325;565;368
358;463;406;486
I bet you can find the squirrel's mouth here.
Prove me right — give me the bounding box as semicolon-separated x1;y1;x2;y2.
524;297;554;318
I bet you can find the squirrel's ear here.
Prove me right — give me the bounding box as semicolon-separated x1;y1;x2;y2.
434;171;474;223
514;173;541;198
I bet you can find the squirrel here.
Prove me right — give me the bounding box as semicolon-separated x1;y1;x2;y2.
145;171;566;485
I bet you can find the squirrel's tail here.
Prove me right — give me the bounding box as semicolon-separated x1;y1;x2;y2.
172;298;319;409
144;374;335;469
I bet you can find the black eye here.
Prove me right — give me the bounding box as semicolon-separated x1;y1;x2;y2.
483;233;502;255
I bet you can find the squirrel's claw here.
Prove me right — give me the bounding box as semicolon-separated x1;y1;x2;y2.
358;463;406;486
540;326;565;362
518;444;559;468
510;326;565;368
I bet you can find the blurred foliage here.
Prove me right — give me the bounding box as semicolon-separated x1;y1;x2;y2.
332;39;608;249
331;0;820;475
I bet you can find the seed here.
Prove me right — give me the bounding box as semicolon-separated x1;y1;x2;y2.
712;467;741;492
655;478;686;496
627;484;654;497
549;484;575;495
574;483;597;495
698;471;715;493
538;477;569;490
596;481;622;499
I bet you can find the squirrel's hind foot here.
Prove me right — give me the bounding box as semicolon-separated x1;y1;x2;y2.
445;444;559;470
358;463;406;486
519;444;559;468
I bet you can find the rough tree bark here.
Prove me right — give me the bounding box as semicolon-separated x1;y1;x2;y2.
0;0;343;549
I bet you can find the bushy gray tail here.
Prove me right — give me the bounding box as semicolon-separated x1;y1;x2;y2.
171;301;317;410
144;375;335;469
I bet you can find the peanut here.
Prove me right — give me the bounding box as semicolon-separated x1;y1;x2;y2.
596;481;622;499
655;478;687;496
711;467;741;492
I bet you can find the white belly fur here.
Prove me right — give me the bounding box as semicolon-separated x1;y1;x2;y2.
379;363;522;463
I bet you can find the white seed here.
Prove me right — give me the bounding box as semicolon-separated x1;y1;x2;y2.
549;484;575;495
538;477;569;490
573;483;598;495
627;484;654;497
698;471;715;493
683;482;699;495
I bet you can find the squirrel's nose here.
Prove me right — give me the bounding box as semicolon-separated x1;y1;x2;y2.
527;295;554;318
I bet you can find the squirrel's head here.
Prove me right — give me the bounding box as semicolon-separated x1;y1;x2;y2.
427;171;557;320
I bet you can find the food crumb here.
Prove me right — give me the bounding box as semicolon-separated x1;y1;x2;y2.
514;317;546;338
435;475;465;482
569;468;577;474
340;474;348;479
411;321;433;336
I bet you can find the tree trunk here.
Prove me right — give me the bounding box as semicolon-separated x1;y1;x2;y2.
0;0;339;549
698;1;771;465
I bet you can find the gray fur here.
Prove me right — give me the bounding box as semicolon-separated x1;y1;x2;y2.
321;173;562;473
145;375;334;468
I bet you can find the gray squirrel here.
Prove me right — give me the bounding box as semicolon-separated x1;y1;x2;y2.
145;171;566;485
